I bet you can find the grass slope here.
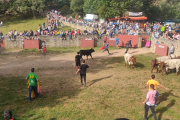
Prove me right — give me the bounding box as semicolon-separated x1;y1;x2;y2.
0;52;180;120
0;15;72;35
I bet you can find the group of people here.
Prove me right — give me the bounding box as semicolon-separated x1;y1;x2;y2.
145;22;180;40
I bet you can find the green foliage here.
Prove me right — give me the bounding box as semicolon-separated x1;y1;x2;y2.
70;0;84;16
61;5;72;16
7;0;45;19
83;0;99;14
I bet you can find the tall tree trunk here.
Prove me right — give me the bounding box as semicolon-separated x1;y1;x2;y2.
33;10;36;19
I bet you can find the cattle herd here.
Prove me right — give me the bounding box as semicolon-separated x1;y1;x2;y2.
124;53;180;76
151;55;180;76
79;48;180;76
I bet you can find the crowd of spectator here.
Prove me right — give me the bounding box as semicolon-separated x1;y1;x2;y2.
144;22;180;40
1;9;180;42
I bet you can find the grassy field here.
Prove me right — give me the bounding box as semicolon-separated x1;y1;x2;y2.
0;14;72;35
0;51;180;120
17;46;120;55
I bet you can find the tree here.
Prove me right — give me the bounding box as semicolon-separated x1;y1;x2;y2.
83;0;99;14
8;0;45;19
28;0;45;19
70;0;84;16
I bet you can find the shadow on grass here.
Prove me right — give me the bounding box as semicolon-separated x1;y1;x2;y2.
87;75;113;87
115;118;130;120
157;90;179;105
148;99;175;120
134;62;145;68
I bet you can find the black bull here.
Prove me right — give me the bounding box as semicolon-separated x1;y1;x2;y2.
79;48;95;60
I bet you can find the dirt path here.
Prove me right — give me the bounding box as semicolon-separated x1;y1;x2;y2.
0;47;150;75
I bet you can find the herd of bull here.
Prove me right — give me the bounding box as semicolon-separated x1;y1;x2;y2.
151;55;180;76
78;48;180;76
124;53;180;76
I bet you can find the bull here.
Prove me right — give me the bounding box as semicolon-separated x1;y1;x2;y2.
124;53;137;69
151;55;176;73
79;48;95;60
159;59;180;76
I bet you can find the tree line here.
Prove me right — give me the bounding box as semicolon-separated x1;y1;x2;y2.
0;0;179;20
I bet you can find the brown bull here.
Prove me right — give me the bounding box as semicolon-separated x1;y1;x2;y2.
151;59;159;73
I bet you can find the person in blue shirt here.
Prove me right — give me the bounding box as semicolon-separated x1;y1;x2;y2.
102;42;110;54
116;36;119;49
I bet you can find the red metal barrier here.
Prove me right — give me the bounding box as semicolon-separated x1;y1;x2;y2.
24;39;39;49
107;37;116;46
0;41;5;48
118;35;140;48
155;44;168;56
81;38;94;48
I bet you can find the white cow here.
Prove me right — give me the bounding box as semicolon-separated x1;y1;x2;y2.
124;53;137;69
151;55;176;73
161;59;180;76
156;54;176;63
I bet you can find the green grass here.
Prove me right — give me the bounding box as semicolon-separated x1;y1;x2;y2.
0;52;180;120
0;14;73;35
17;46;120;55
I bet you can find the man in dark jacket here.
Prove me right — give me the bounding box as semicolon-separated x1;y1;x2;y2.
75;60;90;86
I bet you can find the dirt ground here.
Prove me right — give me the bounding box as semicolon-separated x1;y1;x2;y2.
0;47;150;75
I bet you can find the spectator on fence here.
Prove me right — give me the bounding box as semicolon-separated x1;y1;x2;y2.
168;31;173;40
62;30;66;40
175;24;179;33
173;33;180;40
169;44;174;56
60;30;63;38
30;30;33;37
109;30;112;38
77;29;81;35
0;31;3;39
8;30;12;40
19;31;23;36
84;29;88;35
0;21;3;27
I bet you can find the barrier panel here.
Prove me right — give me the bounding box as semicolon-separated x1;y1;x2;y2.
81;38;94;48
107;37;116;46
118;35;139;48
24;39;39;49
0;41;5;52
155;44;168;56
0;41;5;48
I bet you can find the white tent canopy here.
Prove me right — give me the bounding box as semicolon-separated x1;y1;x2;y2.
83;14;98;21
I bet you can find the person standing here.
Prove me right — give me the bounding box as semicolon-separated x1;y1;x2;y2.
75;52;82;69
143;84;157;120
102;42;110;54
128;38;132;48
169;44;174;56
41;41;46;55
116;36;119;49
145;74;169;106
75;60;90;86
124;42;130;54
26;68;39;101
